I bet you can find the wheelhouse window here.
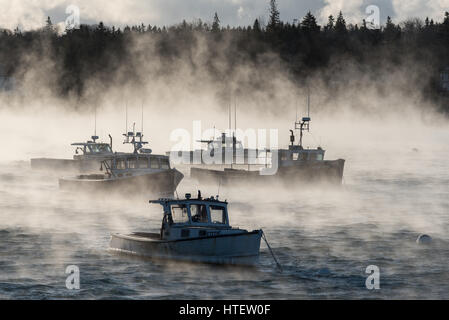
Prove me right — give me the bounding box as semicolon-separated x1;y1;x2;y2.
298;153;307;161
88;144;112;154
210;205;227;225
280;151;288;161
316;154;324;161
160;158;170;169
150;158;160;169
138;157;149;169
116;158;126;170
171;205;189;224
190;204;208;223
128;157;137;169
293;153;299;161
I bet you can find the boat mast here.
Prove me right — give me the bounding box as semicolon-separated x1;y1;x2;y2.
94;105;97;138
141;102;144;136
228;97;231;134
294;86;311;148
92;105;99;143
125;102;128;142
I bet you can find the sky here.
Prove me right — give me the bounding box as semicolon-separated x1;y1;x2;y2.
1;0;448;31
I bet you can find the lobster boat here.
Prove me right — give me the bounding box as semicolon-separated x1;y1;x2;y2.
109;192;263;265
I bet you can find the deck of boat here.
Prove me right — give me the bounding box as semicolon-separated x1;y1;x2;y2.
128;232;161;240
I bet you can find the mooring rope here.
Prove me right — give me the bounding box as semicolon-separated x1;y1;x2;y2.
261;230;283;272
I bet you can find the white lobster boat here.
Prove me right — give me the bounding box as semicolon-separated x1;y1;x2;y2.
109;192;263;265
31;135;114;173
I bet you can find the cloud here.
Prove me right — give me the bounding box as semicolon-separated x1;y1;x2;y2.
0;0;447;31
318;0;363;24
0;0;325;30
391;0;449;22
318;0;449;25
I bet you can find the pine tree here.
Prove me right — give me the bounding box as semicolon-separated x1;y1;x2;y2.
335;11;347;33
97;21;106;33
301;11;319;32
253;19;261;32
212;12;220;32
361;19;367;30
384;16;399;40
443;11;449;27
442;11;449;35
325;15;335;31
267;0;280;32
385;16;395;32
45;16;54;33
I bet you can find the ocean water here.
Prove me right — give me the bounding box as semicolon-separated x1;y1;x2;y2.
1;143;449;300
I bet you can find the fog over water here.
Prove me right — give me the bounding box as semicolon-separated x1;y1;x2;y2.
0;93;448;298
1;21;449;298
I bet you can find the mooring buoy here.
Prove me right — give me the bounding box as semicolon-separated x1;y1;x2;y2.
416;234;432;245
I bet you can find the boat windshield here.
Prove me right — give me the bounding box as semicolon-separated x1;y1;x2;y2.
161;158;170;169
87;144;112;154
190;204;208;223
128;157;137;169
171;204;189;224
210;205;227;225
138;157;149;168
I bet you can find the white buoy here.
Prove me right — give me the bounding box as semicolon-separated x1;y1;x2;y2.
416;234;432;245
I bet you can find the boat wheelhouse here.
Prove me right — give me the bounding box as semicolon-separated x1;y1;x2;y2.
109;192;263;265
31;135;114;172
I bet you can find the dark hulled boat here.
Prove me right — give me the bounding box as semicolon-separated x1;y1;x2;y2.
170;116;345;187
59;129;184;197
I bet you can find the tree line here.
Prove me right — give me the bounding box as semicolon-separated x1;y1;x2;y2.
1;0;449;112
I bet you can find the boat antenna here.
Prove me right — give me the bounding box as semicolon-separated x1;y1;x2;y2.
92;104;98;143
94;105;97;137
295;96;298;122
125;102;128;140
294;87;312;148
234;95;237;134
141;101;144;135
307;85;310;118
228;97;231;133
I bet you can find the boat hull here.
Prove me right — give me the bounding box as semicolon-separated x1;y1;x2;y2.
59;169;184;197
191;159;345;186
109;230;262;265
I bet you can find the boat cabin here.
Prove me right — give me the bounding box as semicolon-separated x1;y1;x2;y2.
151;193;238;241
204;133;244;152
279;145;325;162
277;115;326;165
72;135;113;160
99;128;173;177
101;154;171;178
